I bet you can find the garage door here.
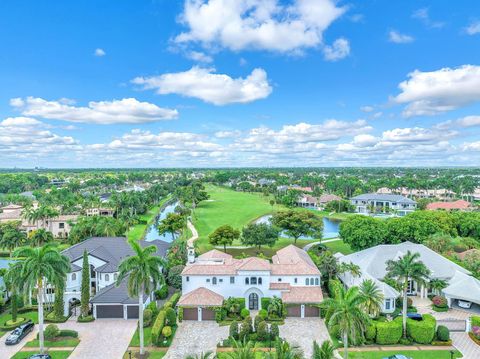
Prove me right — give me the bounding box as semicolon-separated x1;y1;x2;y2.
287;305;301;317
96;305;124;318
127;305;139;319
183;308;198;321
305;306;319;317
201;308;215;321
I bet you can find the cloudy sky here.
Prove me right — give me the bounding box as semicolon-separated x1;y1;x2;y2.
1;0;480;168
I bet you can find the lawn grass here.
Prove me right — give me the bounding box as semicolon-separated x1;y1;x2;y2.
127;196;172;241
129;325;153;346
348;350;462;359
324;239;354;255
0;310;39;327
11;351;72;359
124;350;166;359
25;337;80;347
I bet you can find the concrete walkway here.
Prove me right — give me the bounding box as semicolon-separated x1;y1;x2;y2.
187;220;198;247
303;237;341;251
451;333;480;359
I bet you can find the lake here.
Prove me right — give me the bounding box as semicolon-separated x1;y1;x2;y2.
255;214;340;240
144;201;179;242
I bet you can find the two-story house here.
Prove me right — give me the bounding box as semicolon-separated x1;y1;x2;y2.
350;193;416;216
178;245;323;321
60;236;170;319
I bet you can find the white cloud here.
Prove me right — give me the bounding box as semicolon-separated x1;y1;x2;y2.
323;38;350;61
174;0;346;54
456;115;480;127
360;106;374;113
0;117;43;127
186;50;213;63
412;8;444;29
11;97;178;124
214;130;242;138
94;48;106;57
132;67;272;105
388;30;414;44
393;65;480;117
465;21;480;35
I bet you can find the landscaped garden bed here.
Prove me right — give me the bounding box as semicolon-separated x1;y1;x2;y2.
11;351;73;359
26;324;80;348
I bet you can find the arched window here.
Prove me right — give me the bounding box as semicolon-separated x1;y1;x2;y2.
212;277;217;285
245;277;249;285
258;277;262;285
105;274;110;282
315;278;319;286
305;278;309;285
72;273;76;281
311;278;314;285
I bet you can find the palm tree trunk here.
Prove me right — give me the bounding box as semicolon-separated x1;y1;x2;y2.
402;284;408;338
139;286;145;355
343;331;348;359
38;279;45;354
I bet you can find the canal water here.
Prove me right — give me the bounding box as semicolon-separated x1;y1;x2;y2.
255;214;340;239
144;201;179;242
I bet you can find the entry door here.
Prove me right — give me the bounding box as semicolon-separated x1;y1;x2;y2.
249;293;259;310
407;280;415;294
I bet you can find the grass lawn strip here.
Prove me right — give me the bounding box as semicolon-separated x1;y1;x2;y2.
124;349;166;358
11;351;72;359
129;325;153;346
25;337;80;347
348;350;462;358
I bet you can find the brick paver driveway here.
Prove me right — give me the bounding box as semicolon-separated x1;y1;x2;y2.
451;333;480;359
280;318;331;358
0;324;37;359
164;321;228;359
58;318;137;359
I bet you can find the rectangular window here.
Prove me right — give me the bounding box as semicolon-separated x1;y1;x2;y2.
206;278;210;283
59;223;65;229
219;279;223;283
230;277;235;284
186;276;189;282
251;277;257;285
385;299;391;310
294;278;297;284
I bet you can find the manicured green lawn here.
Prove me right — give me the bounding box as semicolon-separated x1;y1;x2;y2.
130;325;153;346
25;337;80;347
11;351;72;359
0;310;39;327
324;239;354;254
348;350;462;359
124;350;166;359
127;196;172;241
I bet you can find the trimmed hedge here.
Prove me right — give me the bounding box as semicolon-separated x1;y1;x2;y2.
365;323;376;341
77;315;94;323
151;310;166;345
375;317;403;345
261;297;271;310
168;292;181;307
437;325;450;342
407;314;436;344
59;329;79;338
472;316;480;327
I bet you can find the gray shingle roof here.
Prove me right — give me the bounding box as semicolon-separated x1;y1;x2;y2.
351;193;416;204
90;278;148;304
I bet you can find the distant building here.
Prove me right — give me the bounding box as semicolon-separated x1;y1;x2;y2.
318;194;342;206
258;178;276;186
288;186;313;193
85;207;115;217
426;200;472;211
350;193;416;216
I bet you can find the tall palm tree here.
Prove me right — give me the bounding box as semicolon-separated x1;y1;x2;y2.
312;340;335;359
30;229;54;247
13;244;70;354
429;278;448;296
116;241;165;356
4;261;25;323
386;251;431;337
358;279;384;318
221;338;256;359
0;229;26;257
265;338;304;359
323;286;370;359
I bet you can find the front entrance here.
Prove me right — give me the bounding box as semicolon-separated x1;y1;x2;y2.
249;293;259;310
407;280;416;295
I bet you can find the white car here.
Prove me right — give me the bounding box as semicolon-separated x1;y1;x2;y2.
458;300;472;309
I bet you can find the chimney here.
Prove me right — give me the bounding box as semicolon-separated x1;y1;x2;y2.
187;245;195;264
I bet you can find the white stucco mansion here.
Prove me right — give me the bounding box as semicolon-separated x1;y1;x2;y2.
350;193;416;216
178;245;323;321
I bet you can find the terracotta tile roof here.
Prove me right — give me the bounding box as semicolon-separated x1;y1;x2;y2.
281;286;324;304
1;204;23;211
0;209;22;221
178;287;224;307
271;245;320;275
318;194;342;203
427;200;471;210
198;249;233;260
269;283;291;290
237;257;270;271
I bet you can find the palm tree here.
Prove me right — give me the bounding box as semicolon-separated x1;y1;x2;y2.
30;229;54;247
323;286;370;359
13;244;70;354
4;261;25;323
185;352;216;359
358;279;384;318
265;338;304;359
116;241;165;356
0;229;26;257
429;278;448;296
221;338;256;359
312;340;335;359
386;251;431;337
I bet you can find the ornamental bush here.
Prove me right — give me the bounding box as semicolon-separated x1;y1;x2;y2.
151;310;166;345
44;324;60;340
365;323;376;341
437;325;450;341
472;316;480;327
229;321;239;339
162;325;172;339
407;314;436;344
375;317;402;345
240;308;250;319
472;326;480;340
165;307;177;326
178;307;183;322
258;309;268;320
143;309;153;327
155;285;169;300
270;323;279;339
257;321;268;341
239;320;251;340
254;315;263;331
432;296;448;308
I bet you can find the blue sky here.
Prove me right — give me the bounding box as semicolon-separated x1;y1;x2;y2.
1;0;480;168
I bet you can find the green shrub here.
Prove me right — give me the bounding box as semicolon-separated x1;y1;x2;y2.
329;324;341;339
270;323;279;339
254;315;263;331
58;329;78;338
143;309;153;327
45;311;68;323
239;320;251;340
162;325;172;339
261;297;271;311
432;305;449;312
407;314;436;344
365;323;376;341
328;279;342;297
375;317;402;345
229;321;239;339
165;307;176;326
147;301;158;316
472;316;480;327
215;307;226;322
178;307;183;322
257;321;268;341
155;285;169;300
399;337;413;345
240;308;250;319
169;292;181;307
151;310;166;345
77;315;94;323
44;324;60;340
258;309;268;320
437;325;450;342
432;296;448;308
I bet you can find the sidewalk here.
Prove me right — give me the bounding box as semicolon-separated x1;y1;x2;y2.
187;219;198;247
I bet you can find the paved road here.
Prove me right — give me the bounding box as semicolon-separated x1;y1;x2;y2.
303;237;341;251
164;321;227;358
0;324;37;359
